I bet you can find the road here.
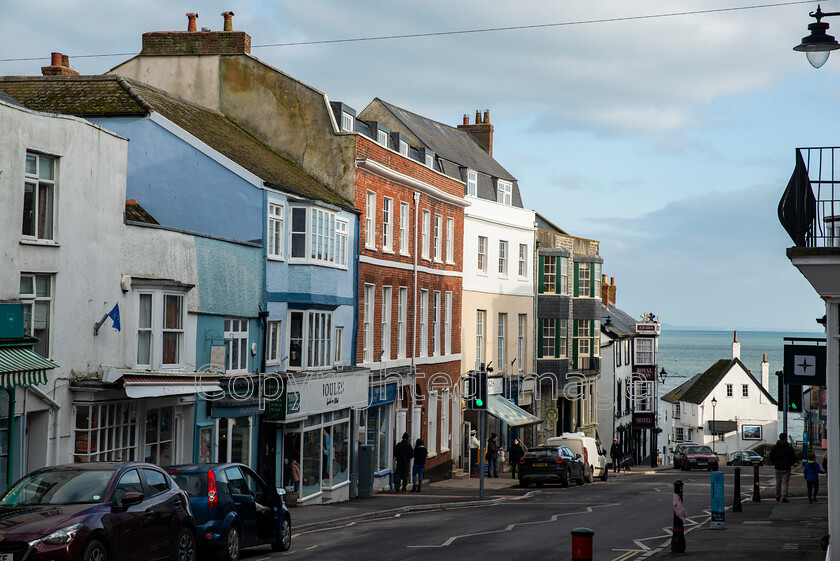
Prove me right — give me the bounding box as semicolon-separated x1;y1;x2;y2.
233;466;763;561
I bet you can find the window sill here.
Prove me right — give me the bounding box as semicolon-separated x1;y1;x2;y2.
267;255;285;262
365;245;378;252
446;260;455;266
287;258;349;270
399;252;411;258
20;238;59;247
382;248;395;255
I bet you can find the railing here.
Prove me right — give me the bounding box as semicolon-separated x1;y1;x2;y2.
780;147;840;247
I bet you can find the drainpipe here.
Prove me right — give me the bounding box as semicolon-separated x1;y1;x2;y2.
412;192;420;437
7;387;15;489
26;385;61;466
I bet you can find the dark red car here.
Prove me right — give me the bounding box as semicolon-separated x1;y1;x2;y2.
0;462;196;561
680;445;720;471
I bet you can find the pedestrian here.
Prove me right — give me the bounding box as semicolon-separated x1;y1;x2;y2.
394;432;413;493
804;451;826;503
769;433;797;502
509;438;526;479
469;430;480;475
610;438;623;474
412;438;428;492
486;433;499;478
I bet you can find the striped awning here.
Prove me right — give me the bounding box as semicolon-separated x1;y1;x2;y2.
0;346;58;388
486;394;543;428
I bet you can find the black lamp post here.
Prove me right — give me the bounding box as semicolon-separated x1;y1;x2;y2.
711;396;718;454
794;5;840;68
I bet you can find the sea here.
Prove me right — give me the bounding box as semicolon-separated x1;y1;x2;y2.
657;329;825;444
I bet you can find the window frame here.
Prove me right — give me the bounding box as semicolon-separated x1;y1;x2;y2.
365;192;376;250
466;169;478;197
289;205;348;268
363;284;375;363
497;180;512;205
20;273;53;358
498;240;508;276
517;314;526;372
382;286;392;361
341;112;354;132
267;201;285;260
433;291;441;356
476;310;486;366
22;151;57;242
477;236;488;274
542;320;556;358
446;217;455;264
382;197;393;252
634;338;655;366
543;256;556;293
433;214;442;262
420;289;429;357
497;313;507;370
445;292;453;356
267;320;282;366
134;287;187;370
224;318;250;374
399;202;410;256
398;287;408;359
287;310;335;370
422;210;431;260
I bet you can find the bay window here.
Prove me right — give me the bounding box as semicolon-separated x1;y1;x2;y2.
290;205;348;267
288;310;335;369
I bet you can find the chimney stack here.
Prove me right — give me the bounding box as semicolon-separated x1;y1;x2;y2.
457;108;495;155
732;330;740;360
462;114;469;125
41;52;79;76
186;13;198;32
222;11;234;31
761;353;769;393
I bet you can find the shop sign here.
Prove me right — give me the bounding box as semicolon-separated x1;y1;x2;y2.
784;343;826;386
633;413;655;426
287;373;368;420
634;367;656;381
635;323;661;334
368;383;397;407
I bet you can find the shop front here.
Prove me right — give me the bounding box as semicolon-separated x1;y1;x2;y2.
362;382;397;491
265;368;368;505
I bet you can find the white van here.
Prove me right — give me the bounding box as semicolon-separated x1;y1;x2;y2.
546;433;608;482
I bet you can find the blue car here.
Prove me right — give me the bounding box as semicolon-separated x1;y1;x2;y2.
165;463;291;561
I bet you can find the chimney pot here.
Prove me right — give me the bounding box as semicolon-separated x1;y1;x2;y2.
483;109;490;124
610;277;615;285
463;114;469;126
222;11;234;31
186;13;198;32
50;52;62;66
61;54;69;67
475;110;481;125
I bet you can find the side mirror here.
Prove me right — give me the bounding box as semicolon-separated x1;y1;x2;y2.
121;492;144;507
575;454;582;459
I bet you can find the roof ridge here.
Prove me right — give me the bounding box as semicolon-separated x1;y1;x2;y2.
376;97;467;135
115;76;153;114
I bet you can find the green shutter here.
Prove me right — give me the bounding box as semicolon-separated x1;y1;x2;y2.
590;265;596;297
573;262;579;297
537;318;543;358
538;256;544;294
555;319;561;359
572;319;578;368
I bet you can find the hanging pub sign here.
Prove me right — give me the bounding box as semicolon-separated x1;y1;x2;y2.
784;342;826;387
633;413;655;426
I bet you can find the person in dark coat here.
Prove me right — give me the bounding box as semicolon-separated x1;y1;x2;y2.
610;438;623;474
769;433;797;502
804;450;826;503
412;438;428;492
394;433;413;493
508;438;525;479
486;433;499;478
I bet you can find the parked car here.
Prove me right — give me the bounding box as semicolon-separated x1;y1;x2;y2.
546;433;609;482
672;442;700;469
728;450;764;467
680;445;720;471
0;462;195;561
165;463;291;561
518;445;586;488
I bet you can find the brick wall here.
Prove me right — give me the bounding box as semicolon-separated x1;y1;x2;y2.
140;31;251;55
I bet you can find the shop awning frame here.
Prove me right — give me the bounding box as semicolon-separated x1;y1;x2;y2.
121;374;223;399
486;394;543;428
0;346;59;389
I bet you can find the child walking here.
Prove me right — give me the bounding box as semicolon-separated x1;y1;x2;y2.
804;451;826;503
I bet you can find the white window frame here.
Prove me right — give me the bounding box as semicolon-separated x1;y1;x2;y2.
476;310;485;366
634;380;654;413
365;192;376;249
422;210;431;260
425;153;434;168
23;151;57;241
399;202;410;256
433;214;442;262
287;310;334;370
477;236;488;274
446;218;455;264
364;284;375;363
444;292;453;355
382;197;393;252
498;240;508;276
441;389;451;452
466;169;477;197
267;201;285;260
399;140;409;156
335;219;348;267
341;112;354;132
433;291;441;356
428;390;438;456
578;263;591;297
377;130;388;146
543;256;556;292
742;384;749;398
497;313;507;370
675;427;684;442
334;326;344;365
518;314;526;372
134;287;187;370
726;384;733;397
635;338;655;366
559;319;568;358
382;286;392;361
518;244;527;278
420;289;429;357
398;287;408;359
560;257;569;295
20;273;53;358
289;206;347;268
594;262;602;299
267;320;282;365
497;179;512;205
225;318;250;374
542;320;556;358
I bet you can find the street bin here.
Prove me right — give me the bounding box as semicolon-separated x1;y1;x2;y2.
358;444;375;498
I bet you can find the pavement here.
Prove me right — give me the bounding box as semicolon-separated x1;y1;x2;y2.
289;465;829;561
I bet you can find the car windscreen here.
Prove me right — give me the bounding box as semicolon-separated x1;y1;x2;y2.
169;472;207;498
686;447;712;454
0;469;114;506
743;451;760;457
525;448;559;459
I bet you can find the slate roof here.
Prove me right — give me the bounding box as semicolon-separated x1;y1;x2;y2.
373;99;517;182
0;75;350;208
125;200;159;224
535;212;569;235
602;303;637;338
0;89;23;107
661;358;777;405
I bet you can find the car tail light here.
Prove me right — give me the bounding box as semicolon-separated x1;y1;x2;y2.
554;458;565;464
208;470;219;508
584;448;589;464
519;459;526;465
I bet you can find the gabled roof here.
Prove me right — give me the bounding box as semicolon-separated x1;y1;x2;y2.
535;212;569;235
0;75;351;208
370;98;517;182
660;358;777;405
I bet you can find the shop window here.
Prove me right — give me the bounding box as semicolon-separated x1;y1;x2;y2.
302;428;322;499
74;402;137;463
144;407;174;465
366;405;392;472
218;417;251;464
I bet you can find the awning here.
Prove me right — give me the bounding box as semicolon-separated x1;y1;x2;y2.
709;420;737;435
0;346;58;389
121;374;223;399
486;394;543;428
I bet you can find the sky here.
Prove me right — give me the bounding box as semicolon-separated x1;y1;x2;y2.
2;0;837;332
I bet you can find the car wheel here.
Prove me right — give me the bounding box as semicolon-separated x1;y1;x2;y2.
271;516;292;552
585;466;594;484
83;540;108;561
535;481;544;488
519;479;529;488
218;525;240;561
576;470;585;486
601;469;608;482
561;473;570;488
175;528;196;561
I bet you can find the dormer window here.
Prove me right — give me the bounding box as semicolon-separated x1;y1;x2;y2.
377;130;388;146
497;180;512;205
341;112;354;132
425;154;434;167
399;140;409;156
467;169;477;197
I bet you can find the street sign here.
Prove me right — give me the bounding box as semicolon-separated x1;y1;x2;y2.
546;407;558;421
784;343;826;386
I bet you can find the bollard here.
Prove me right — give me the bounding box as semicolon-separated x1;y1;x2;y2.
733;467;742;512
672;479;686;553
752;464;761;502
571;527;594;561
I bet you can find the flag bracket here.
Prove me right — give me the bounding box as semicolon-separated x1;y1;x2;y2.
93;313;109;336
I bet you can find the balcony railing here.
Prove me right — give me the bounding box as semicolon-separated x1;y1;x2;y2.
780;147;840;247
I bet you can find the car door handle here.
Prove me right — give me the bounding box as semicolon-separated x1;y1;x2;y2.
145;510;154;518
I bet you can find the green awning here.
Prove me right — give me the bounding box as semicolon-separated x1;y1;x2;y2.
486;394;543;428
0;346;58;388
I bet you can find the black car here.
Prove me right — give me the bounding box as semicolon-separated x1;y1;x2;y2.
0;462;195;561
165;463;290;561
518;445;586;488
728;450;764;467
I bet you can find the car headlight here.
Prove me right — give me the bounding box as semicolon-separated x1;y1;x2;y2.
33;523;84;546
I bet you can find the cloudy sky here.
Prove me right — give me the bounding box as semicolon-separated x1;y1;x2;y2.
2;0;835;331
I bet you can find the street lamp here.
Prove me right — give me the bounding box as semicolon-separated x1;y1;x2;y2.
711;396;718;454
794;5;840;69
